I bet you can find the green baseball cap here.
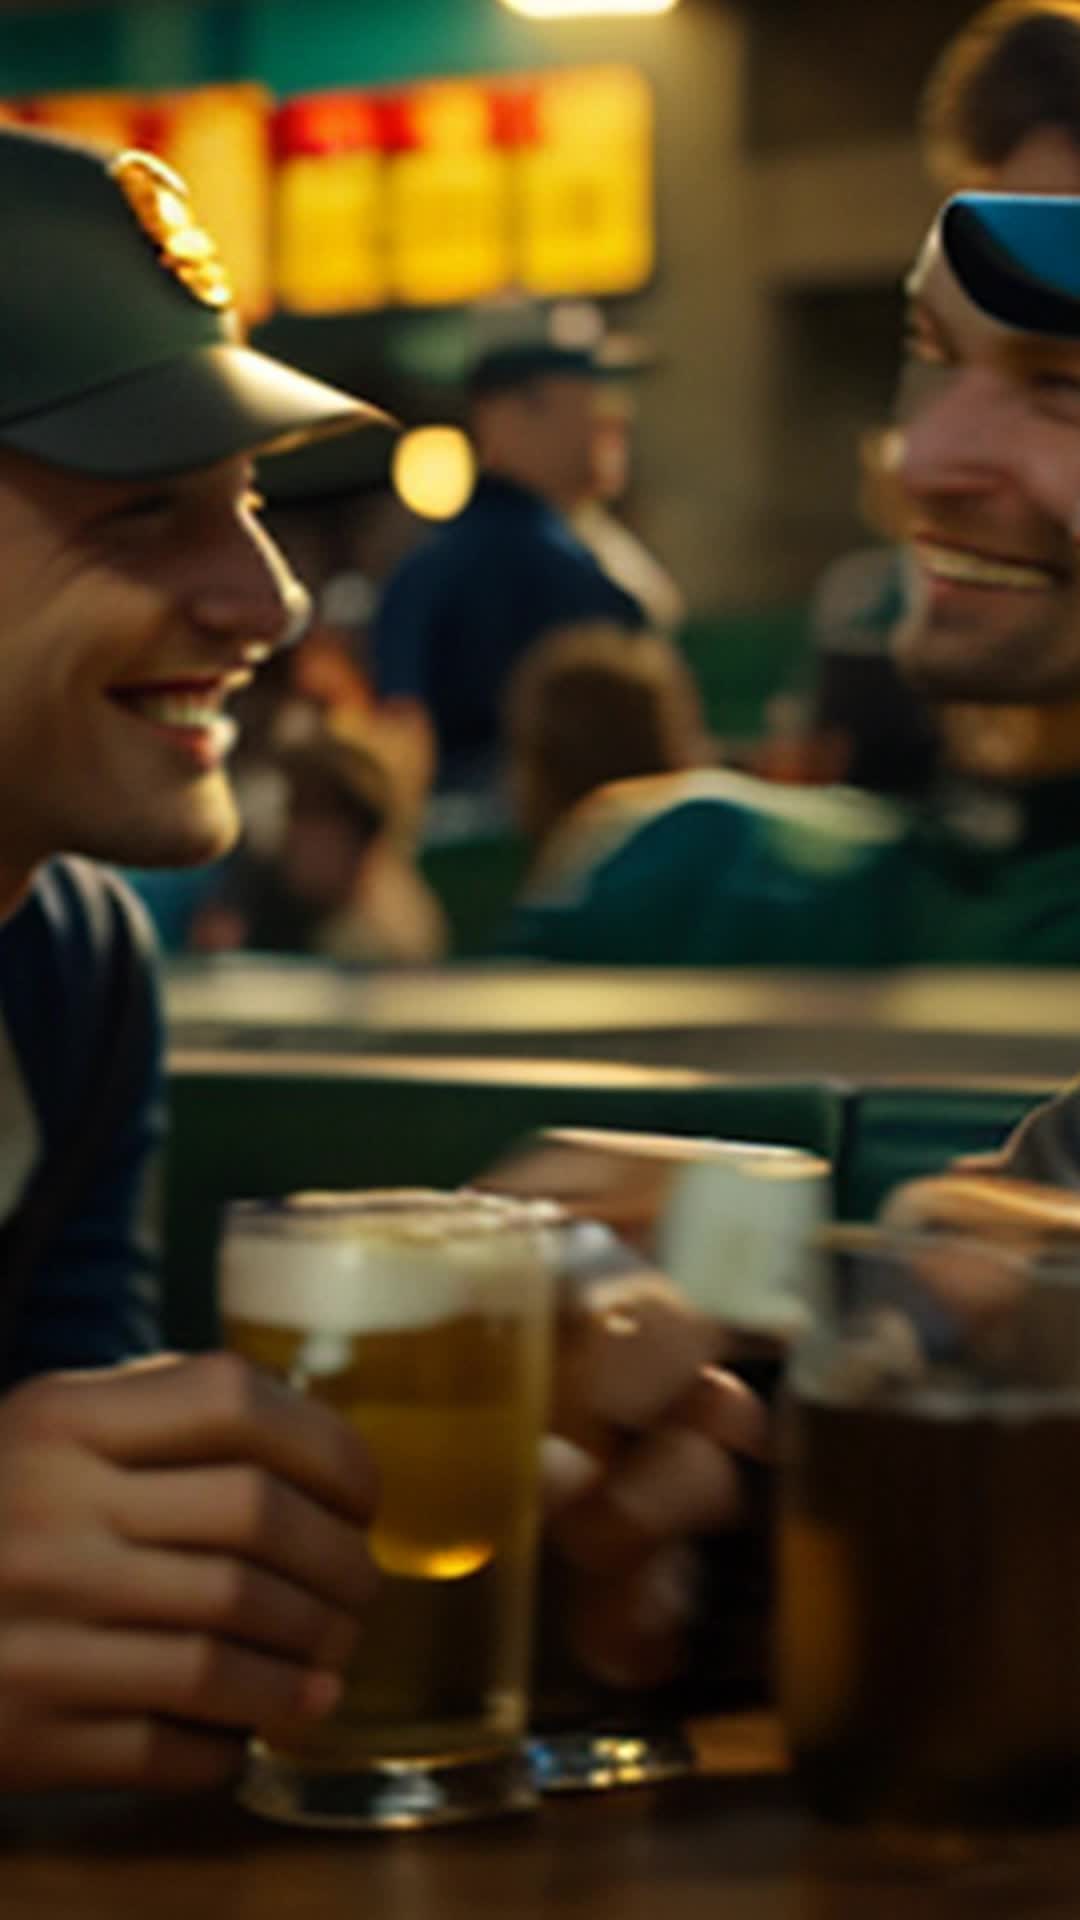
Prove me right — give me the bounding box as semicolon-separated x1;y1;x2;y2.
0;124;391;479
466;339;653;399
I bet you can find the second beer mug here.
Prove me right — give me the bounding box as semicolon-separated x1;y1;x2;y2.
779;1189;1080;1837
219;1188;554;1830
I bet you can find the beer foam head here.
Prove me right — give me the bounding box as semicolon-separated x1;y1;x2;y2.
220;1188;552;1334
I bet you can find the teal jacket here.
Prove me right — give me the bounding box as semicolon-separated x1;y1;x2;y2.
503;770;1080;969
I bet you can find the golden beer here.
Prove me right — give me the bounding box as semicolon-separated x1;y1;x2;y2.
219;1190;553;1828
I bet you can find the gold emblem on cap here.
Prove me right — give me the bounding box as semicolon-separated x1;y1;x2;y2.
109;150;233;310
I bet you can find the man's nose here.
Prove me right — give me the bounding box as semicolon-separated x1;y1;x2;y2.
900;367;1015;499
189;518;312;656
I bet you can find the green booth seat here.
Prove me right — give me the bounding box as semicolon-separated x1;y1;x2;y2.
837;1080;1057;1222
161;1050;849;1353
675;605;811;744
419;831;530;958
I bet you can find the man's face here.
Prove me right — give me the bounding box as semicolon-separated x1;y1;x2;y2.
0;449;302;896
587;389;634;505
518;375;605;506
893;228;1080;704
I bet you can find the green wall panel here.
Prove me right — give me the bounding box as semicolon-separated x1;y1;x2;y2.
240;0;555;91
0;9;123;92
0;2;235;93
0;1;643;102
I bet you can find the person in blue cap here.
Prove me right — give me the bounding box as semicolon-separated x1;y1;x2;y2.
791;1;1080;959
0;129;755;1793
897;190;1080;708
882;185;1080;1210
504;164;1080;972
372;342;648;797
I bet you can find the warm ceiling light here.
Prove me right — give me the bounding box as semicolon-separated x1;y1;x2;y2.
499;0;679;16
392;427;477;522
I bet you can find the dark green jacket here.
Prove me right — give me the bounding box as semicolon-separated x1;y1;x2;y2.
503;770;1080;970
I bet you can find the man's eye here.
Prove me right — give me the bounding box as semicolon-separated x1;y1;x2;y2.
903;323;951;368
894;348;956;426
1032;371;1080;400
107;492;178;529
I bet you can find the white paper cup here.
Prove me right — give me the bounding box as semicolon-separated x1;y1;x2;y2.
659;1141;830;1336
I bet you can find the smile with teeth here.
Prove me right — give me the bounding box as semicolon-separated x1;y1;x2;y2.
916;542;1064;592
108;677;242;756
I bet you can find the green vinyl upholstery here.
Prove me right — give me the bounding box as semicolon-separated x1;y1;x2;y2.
161;1053;1067;1352
161;1054;847;1351
418;832;530;957
837;1083;1053;1222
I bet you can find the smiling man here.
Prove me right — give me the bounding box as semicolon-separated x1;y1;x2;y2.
508;192;1080;969
872;189;1080;1245
895;195;1080;706
0;125;758;1795
0;130;388;1384
0;123;398;1794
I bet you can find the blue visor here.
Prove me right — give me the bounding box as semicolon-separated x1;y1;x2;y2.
942;192;1080;337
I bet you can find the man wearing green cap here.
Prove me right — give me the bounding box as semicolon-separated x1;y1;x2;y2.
0;123;390;1794
0;126;756;1794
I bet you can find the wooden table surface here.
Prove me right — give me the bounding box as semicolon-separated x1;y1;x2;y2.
3;1717;1080;1920
165;958;1080;1081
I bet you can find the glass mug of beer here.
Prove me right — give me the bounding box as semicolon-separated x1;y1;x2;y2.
778;1204;1080;1836
483;1128;829;1793
219;1189;554;1830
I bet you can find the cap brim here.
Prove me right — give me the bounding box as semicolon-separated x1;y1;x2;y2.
0;341;394;479
942;192;1080;337
593;332;657;376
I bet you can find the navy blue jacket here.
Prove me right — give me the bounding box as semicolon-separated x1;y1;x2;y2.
0;858;163;1383
373;475;646;788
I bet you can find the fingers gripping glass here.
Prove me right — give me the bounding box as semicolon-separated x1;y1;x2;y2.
220;1189;554;1831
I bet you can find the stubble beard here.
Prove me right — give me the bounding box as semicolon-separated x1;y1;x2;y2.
892;595;1080;707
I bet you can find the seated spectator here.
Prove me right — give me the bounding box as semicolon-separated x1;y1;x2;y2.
503;763;910;969
190;732;447;966
504;622;710;852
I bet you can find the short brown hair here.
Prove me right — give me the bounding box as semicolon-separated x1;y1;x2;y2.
922;2;1080;187
504;623;704;844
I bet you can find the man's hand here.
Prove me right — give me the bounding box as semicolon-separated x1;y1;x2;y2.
542;1276;768;1690
882;1169;1080;1249
0;1353;377;1792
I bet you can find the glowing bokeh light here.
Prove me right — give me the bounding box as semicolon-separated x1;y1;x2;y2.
391;426;477;521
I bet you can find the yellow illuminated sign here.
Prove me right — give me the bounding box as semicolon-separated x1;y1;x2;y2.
516;68;654;297
10;66;656;316
28;91;138;147
386;83;512;306
155;87;274;322
277;150;384;313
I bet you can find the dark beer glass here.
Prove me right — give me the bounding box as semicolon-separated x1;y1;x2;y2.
779;1224;1080;1833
